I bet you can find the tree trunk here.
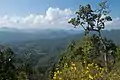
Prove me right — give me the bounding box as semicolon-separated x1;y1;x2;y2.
98;31;108;80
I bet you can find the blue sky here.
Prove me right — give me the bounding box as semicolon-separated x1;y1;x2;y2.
0;0;120;29
0;0;119;17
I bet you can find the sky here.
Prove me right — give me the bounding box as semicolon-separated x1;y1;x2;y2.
0;0;120;30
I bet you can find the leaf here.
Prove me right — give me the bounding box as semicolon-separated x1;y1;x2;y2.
103;10;109;15
105;16;112;21
68;18;75;23
89;21;95;28
93;14;98;19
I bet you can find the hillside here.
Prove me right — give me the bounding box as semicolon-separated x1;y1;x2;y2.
0;29;120;80
7;29;120;54
0;29;119;69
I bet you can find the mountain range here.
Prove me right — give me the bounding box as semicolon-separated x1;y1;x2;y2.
0;27;82;44
0;27;120;72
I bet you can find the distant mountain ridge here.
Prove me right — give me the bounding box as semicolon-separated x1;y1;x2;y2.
0;28;120;44
0;28;82;43
2;29;120;55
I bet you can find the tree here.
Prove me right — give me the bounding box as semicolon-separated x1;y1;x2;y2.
51;35;117;80
68;0;113;73
50;1;118;80
58;35;116;69
0;45;18;80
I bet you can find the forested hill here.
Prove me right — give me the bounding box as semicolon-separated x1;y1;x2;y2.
102;30;120;45
0;29;120;80
2;29;120;55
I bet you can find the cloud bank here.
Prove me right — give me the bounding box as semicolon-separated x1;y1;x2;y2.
0;7;73;29
0;7;119;30
105;17;120;30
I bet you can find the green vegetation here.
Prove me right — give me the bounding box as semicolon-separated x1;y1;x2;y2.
0;45;28;80
0;1;120;80
50;35;120;80
50;1;120;80
0;46;17;80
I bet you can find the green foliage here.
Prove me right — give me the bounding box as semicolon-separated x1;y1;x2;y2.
17;72;28;80
50;35;119;80
52;62;107;80
50;1;118;79
0;1;119;80
68;0;112;35
0;45;18;80
58;35;116;68
0;45;30;80
68;0;115;75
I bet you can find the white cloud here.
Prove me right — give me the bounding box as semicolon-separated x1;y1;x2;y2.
0;7;119;30
0;7;73;29
105;17;120;30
